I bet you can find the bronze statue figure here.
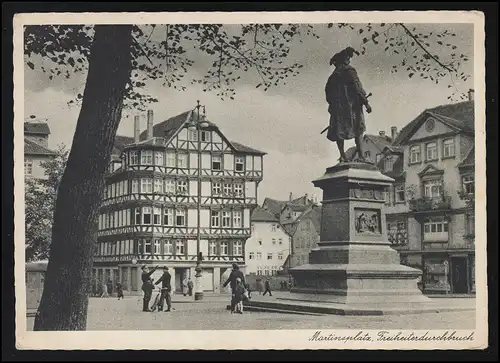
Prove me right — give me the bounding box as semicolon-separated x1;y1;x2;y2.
324;47;372;163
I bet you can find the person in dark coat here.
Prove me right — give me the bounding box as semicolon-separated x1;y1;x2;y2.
263;278;273;296
116;280;124;300
141;265;159;312
155;266;172;312
325;46;372;163
223;264;246;312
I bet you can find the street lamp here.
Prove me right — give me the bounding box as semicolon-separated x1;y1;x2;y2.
187;100;210;301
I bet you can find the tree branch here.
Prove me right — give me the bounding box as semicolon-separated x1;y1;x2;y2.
398;23;454;73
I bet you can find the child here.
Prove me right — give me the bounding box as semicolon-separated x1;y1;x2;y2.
233;277;246;314
116;280;124;300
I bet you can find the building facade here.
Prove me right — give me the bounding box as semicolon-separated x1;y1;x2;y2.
287;205;322;269
382;95;475;294
245;207;291;276
93;107;265;295
24;122;56;179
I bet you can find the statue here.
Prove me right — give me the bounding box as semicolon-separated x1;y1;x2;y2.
323;47;372;163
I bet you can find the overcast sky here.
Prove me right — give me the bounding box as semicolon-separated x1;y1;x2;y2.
24;23;474;204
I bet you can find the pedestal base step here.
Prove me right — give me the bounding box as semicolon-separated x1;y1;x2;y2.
242;299;474;316
225;304;324;316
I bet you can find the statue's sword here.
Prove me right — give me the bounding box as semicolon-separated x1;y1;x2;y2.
321;92;372;134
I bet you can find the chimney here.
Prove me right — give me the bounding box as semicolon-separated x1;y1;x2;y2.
391;126;398;141
289;192;293;201
134;115;141;143
147;110;154;139
379;131;386;137
305;193;308;205
468;89;474;102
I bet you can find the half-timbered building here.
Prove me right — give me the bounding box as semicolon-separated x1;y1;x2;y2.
93;107;265;295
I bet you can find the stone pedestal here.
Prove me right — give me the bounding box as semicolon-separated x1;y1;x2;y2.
288;162;429;305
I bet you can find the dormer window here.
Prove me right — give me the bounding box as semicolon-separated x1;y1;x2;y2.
384;156;394;172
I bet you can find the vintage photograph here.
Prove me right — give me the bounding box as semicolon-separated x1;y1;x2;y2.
14;11;487;350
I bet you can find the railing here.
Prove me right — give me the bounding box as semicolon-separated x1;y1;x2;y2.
409;196;452;212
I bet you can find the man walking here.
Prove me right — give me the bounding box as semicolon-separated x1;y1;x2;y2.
187;278;194;297
155;266;172;312
141;265;159;312
263;278;273;296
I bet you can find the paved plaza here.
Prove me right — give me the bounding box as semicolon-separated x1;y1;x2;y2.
26;292;476;331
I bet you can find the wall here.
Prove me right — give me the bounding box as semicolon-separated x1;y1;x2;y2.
25;155;53;180
291;217;320;268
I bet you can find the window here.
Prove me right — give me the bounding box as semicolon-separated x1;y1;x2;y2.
212;182;221;195
131;179;139;193
387;220;408;245
272;268;278;276
223;183;232;196
141;178;152;193
384;187;392;205
395;184;405;203
258;239;262;246
272;238;276;245
212;155;222;170
141;150;153;165
154;239;161;254
188;129;198;141
410;145;421;163
177;180;188;194
249;252;255;260
271;224;277;232
234;241;243;256
233;211;242;228
256;252;262;260
264;269;270;276
426;142;438;161
267;253;273;260
164;240;173;254
278;252;284;260
201;131;211;142
164;209;174;226
235;157;245;172
154;179;163;193
424;180;443;198
24;159;33;175
164;179;176;194
278;238;283;245
166;153;176;167
130;151;139;165
462;175;475;195
135;208;141;225
222;211;231;227
177;153;188;168
175;209;186;226
364;151;371;159
153;207;161;225
209;211;220;228
209;241;217;255
144;239;152;254
466;213;475;236
443;139;455;158
234;183;244;197
384;156;394;172
176;240;185;255
220;242;228;255
142;207;152;224
155;151;164;166
257;267;262;276
423;218;449;242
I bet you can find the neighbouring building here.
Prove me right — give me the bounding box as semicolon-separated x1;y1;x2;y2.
381;92;475;294
93;106;265;295
245;207;291;276
24;122;56;179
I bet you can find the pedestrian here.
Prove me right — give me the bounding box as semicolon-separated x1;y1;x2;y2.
263;278;273;296
116;280;124;300
187;278;194;297
141;265;159;312
155;266;172;312
182;277;189;296
106;278;113;296
222;263;246;313
100;281;109;298
233;277;246;314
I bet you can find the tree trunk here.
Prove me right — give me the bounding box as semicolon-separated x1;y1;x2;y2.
34;25;133;331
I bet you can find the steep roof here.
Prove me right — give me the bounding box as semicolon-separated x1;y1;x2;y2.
394;100;474;145
24;122;50;135
345;133;394;160
24;138;56;156
263;198;287;217
458;146;475;168
296;205;322;232
139;111;191;142
263;194;314;217
230;141;266;155
112;135;135;156
251;207;279;222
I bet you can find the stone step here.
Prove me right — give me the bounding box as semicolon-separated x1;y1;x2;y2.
225;304;324;316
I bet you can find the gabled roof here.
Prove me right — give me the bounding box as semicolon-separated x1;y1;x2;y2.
251;207;279;223
383;145;404;154
230;141;266;156
139;111;192;142
418;164;445;177
262;198;286;217
394;100;474;145
24;138;56;156
24;122;50;135
296;205;322;232
458;146;475;168
112;135;135;156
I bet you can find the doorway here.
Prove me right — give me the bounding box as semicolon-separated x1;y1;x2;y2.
451;257;468;293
